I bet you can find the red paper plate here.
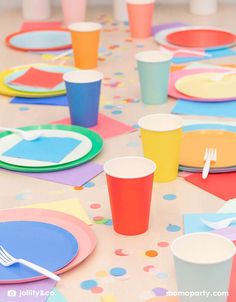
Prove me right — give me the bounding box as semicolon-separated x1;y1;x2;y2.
166;28;236;49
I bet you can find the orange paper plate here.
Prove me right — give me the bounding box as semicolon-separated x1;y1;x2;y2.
180;130;236;168
166;28;236;49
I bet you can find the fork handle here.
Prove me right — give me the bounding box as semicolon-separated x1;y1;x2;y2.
202;158;211;179
19;259;61;282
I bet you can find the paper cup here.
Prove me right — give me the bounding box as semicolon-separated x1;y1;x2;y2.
22;0;51;20
138;114;183;182
190;0;218;15
63;70;103;127
136;51;173;105
104;156;156;235
61;0;87;27
171;233;235;302
114;0;128;21
126;0;155;39
68;22;102;69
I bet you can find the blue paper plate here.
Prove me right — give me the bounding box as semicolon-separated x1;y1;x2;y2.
0;221;79;282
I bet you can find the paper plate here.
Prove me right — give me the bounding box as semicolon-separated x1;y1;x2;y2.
175;72;236;100
169;68;236;102
154;26;236;51
180;129;236;168
4;65;75;93
0;125;103;172
0;64;75;98
0;221;78;283
0;129;92;167
0;208;96;284
5;29;71;52
166;28;236;49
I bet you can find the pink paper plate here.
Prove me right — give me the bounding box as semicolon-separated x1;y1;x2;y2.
169;68;236;102
0;208;96;284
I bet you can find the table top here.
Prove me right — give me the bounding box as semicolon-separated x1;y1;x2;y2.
0;4;235;302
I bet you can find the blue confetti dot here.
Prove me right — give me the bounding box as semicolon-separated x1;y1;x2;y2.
163;194;177;201
132;123;140;129
166;224;181;232
114;72;124;76
104;104;115;110
84;182;95;188
156;272;168;279
124;21;129;26
110;267;127;277
136;44;144;48
19;107;30;111
80;279;98;290
104;219;113;226
111;110;123;115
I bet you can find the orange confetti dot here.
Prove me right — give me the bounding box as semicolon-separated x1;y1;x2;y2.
73;186;84;191
145;250;158;257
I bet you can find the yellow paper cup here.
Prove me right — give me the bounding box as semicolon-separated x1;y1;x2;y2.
68;22;102;69
138;114;183;182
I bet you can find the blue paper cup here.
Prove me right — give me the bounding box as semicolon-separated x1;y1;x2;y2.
63;70;103;127
171;233;236;302
136;50;173;105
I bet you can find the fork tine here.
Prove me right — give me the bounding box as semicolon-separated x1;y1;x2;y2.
0;248;9;263
0;254;8;264
0;246;14;261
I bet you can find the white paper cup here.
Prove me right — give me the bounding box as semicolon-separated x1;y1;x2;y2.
190;0;218;15
22;0;51;20
171;233;235;302
113;0;128;21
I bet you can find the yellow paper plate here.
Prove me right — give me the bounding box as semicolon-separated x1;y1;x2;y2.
0;64;71;98
180;129;236;168
175;72;236;99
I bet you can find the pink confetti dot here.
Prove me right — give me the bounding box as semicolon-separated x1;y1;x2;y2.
91;286;104;294
143;265;156;272
158;242;169;248
93;216;105;221
90;203;101;209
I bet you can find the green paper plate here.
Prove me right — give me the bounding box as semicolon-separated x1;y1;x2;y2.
0;124;103;172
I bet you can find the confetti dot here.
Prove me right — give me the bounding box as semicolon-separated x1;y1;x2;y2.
132;123;140;129
156;272;168;279
96;270;108;278
127;141;139;148
101;294;117;302
90;203;101;209
166;224;181;232
143;265;155;272
93;216;105;221
115;249;130;256
84;181;95;188
93;216;109;224
114;72;124;76
80;279;98;290
91;286;104;294
104;104;115;109
110;267;127;277
111;110;123;115
157;242;169;248
73;186;84;190
163;194;177;201
104;219;113;226
145;250;158;257
152;287;168;297
19;107;30;111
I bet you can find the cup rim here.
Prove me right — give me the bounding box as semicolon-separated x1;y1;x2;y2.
171;232;236;265
138;114;183;132
104;156;156;179
63;70;103;84
136;50;173;63
68;22;102;32
126;0;155;5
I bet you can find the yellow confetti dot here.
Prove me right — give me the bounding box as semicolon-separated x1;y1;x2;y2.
96;270;108;278
101;294;117;302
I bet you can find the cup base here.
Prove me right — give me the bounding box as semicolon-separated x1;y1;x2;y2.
114;227;148;236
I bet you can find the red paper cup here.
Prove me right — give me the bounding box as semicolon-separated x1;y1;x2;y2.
104;156;156;236
126;0;155;39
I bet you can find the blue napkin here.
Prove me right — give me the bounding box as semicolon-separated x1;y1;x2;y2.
10;95;68;106
3;137;81;163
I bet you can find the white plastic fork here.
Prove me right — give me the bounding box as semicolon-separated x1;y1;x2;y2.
211;70;236;82
202;148;217;179
160;46;212;57
0;127;42;141
0;246;60;282
201;217;236;230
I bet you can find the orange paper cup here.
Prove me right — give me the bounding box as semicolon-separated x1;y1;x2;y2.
68;22;102;69
127;0;155;39
104;156;156;236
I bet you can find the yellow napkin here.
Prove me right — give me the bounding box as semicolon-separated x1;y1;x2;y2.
22;198;92;225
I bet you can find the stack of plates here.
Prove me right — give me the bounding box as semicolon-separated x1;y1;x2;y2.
180;124;236;173
0;124;103;172
154;26;236;51
0;208;96;283
0;64;76;98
